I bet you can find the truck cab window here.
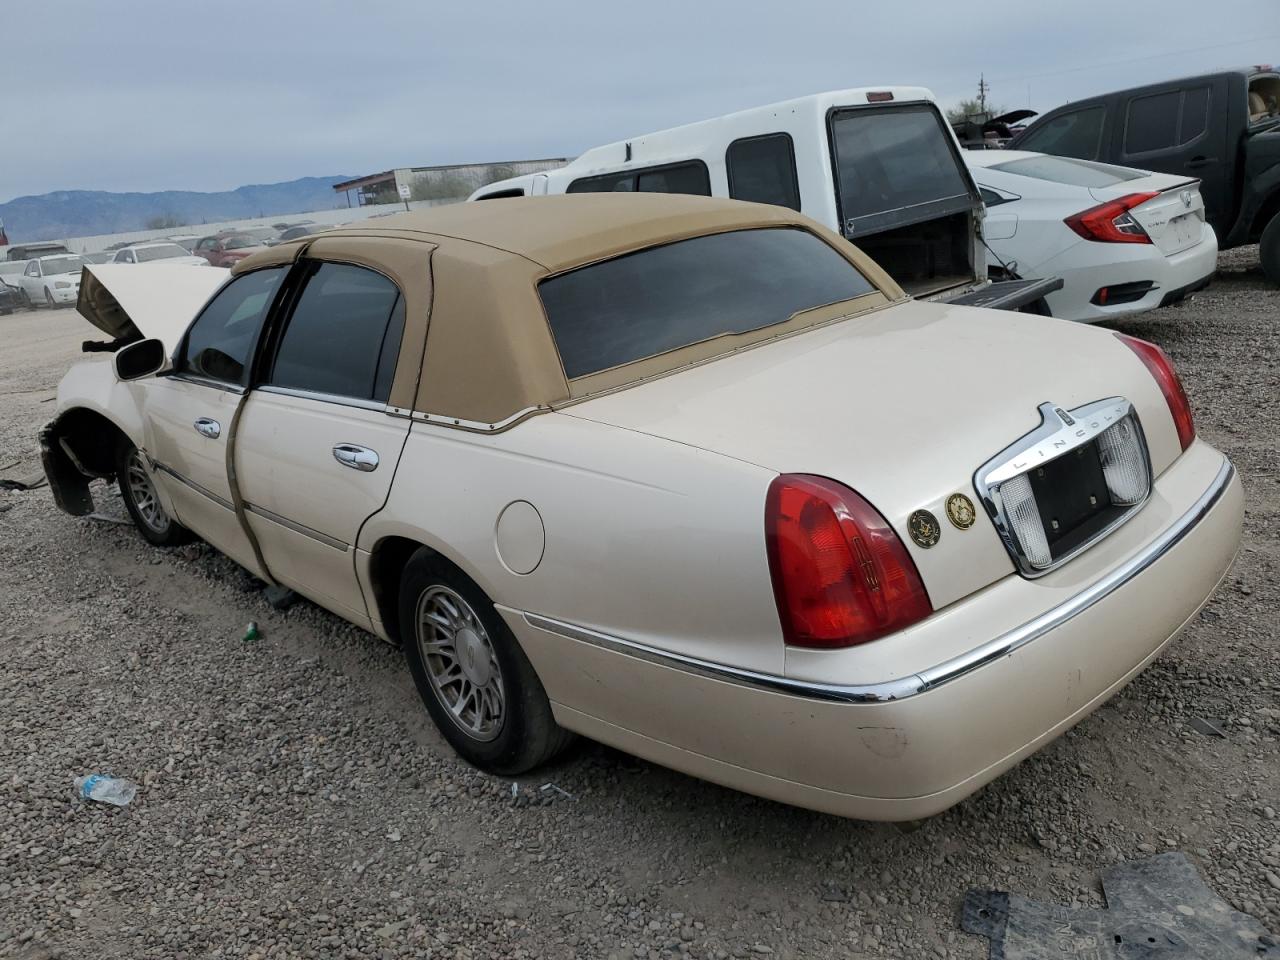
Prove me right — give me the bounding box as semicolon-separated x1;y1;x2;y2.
1018;106;1105;161
727;134;801;211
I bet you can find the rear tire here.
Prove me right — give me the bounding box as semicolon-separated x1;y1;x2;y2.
399;549;573;775
115;442;194;547
1261;213;1280;286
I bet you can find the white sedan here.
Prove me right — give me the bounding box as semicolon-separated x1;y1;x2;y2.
110;241;210;267
968;151;1218;323
41;195;1241;821
16;254;89;308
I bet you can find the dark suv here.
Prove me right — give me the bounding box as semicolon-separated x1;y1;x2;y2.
1011;67;1280;283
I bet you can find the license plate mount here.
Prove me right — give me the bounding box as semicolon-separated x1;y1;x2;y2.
1027;440;1118;560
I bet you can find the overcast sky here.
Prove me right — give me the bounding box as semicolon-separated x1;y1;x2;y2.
4;0;1277;201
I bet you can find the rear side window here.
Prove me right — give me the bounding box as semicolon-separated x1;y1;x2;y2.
181;267;287;385
1018;106;1105;160
566;161;710;196
989;155;1145;188
268;262;403;402
1181;86;1210;142
539;228;875;379
726;134;801;210
1124;91;1180;154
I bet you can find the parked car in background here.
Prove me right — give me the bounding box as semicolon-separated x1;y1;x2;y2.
1011;66;1280;283
16;253;88;308
968;151;1218;322
165;234;202;252
265;223;331;245
470;87;1061;312
82;252;114;264
111;241;209;267
193;233;269;268
0;276;18;315
42;196;1241;820
5;241;70;262
233;226;280;246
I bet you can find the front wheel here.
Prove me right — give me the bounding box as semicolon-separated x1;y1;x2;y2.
1260;213;1280;286
399;550;573;775
115;443;194;546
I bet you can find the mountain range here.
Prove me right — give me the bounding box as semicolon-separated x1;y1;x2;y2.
0;176;355;242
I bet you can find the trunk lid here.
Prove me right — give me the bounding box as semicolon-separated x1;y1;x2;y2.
1089;175;1205;256
563;298;1171;610
78;263;229;353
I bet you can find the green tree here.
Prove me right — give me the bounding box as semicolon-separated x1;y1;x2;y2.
145;212;185;230
946;98;1006;123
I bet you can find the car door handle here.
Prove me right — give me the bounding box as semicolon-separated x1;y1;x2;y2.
193;417;221;439
332;443;379;472
1185;156;1216;169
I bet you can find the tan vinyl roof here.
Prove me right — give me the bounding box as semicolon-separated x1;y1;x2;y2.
231;195;901;429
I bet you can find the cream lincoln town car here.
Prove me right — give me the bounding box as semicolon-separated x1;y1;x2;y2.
43;195;1242;821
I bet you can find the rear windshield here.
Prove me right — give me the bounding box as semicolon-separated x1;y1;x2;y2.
830;104;972;225
135;243;191;262
990;155;1145;188
538;228;875;379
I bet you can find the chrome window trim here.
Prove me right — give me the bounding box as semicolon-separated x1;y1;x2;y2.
516;458;1234;706
244;501;348;551
389;405;549;433
256;383;386;412
167;373;246;396
149;461;234;511
974;398;1153;579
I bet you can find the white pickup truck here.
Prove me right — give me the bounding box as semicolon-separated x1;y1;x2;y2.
470;86;1061;311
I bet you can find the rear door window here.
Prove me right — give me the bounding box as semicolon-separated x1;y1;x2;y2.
1017;106;1106;160
538;228;874;379
267;262;403;402
180;267;288;385
1124;91;1180;154
726;134;801;210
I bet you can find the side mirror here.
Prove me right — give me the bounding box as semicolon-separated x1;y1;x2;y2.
114;338;169;381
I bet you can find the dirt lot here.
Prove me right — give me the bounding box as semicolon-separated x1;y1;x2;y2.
1;251;1277;959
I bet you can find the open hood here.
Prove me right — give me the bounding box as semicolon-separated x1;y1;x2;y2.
78;263;229;353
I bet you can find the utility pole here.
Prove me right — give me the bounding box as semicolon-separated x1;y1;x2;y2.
978;74;990;116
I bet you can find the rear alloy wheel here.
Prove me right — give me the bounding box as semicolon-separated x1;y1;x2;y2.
399;550;573;774
44;287;56;309
115;443;193;547
1261;213;1280;286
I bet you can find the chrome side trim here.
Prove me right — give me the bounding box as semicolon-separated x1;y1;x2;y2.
244;502;348;552
167;373;246;396
150;461;234;511
521;459;1235;705
256;384;387;412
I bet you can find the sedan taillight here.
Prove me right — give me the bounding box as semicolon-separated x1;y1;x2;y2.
765;475;932;649
1115;333;1196;451
1065;192;1159;244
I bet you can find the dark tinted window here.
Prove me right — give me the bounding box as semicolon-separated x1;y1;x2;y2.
567;162;709;196
830;105;971;224
636;163;709;195
181;267;286;384
539;228;874;379
1018;106;1105;160
979;187;1012;207
1125;91;1179;154
726;134;801;210
1180;86;1210;142
269;262;402;402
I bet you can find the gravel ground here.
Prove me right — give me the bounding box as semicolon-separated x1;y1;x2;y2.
1;250;1277;959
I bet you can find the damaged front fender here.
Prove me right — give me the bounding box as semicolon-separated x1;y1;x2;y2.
39;420;95;516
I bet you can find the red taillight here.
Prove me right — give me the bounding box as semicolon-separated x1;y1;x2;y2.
765;475;932;649
1115;333;1196;451
1065;192;1159;244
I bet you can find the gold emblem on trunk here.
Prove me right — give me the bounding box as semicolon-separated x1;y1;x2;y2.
907;510;940;548
946;493;977;530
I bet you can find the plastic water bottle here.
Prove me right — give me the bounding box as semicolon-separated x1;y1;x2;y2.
74;774;137;807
